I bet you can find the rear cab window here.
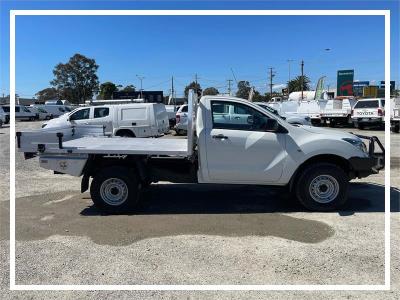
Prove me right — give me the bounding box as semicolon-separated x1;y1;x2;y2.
94;107;110;118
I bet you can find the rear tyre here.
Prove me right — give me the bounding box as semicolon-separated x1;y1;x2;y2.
116;130;135;138
357;122;364;130
295;163;349;211
90;166;140;213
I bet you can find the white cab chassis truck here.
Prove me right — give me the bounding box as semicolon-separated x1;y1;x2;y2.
17;90;385;212
320;98;357;127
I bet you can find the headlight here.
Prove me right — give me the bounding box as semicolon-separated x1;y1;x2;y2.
342;138;368;153
41;123;47;128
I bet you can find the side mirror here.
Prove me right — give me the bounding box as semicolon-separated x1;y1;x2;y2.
247;115;261;125
265;118;279;132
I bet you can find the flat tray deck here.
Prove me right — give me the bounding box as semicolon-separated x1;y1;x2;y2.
61;137;189;156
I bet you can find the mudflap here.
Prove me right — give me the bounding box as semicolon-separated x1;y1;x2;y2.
81;174;90;193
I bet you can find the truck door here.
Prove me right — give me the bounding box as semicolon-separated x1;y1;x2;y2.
205;100;286;183
91;107;112;134
68;108;91;126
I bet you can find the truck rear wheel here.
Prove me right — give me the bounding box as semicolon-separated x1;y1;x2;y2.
295;163;348;211
90;166;140;213
392;123;400;133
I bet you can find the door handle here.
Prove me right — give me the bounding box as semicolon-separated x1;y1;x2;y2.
212;134;228;140
234;116;241;120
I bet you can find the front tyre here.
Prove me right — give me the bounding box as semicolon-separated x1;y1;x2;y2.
295;163;349;211
90;166;140;213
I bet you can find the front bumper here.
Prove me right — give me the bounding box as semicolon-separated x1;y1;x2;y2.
349;134;385;178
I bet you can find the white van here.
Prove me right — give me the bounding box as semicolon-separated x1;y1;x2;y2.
3;105;36;121
34;104;71;118
28;106;53;120
42;103;169;137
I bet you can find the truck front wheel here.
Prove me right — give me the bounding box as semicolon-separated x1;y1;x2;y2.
90;166;140;213
295;163;349;211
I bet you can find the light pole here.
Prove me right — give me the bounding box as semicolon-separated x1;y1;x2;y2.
136;74;145;99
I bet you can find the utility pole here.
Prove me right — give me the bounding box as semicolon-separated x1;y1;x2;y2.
227;79;233;96
268;67;275;101
136;74;145;99
194;73;199;95
171;76;175;106
300;60;304;100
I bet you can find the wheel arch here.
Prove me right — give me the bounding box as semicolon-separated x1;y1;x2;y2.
288;154;351;192
115;128;136;137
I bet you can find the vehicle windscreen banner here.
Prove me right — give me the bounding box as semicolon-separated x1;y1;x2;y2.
337;70;354;96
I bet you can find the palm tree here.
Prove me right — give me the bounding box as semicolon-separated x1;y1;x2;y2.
288;75;311;93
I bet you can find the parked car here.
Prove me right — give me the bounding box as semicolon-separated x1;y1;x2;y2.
42;103;169;138
17;91;385;213
174;104;189;135
2;105;36;121
0;106;9;126
255;102;312;126
351;98;385;129
28;106;53;120
0;107;6;127
390;98;400;133
165;105;180;127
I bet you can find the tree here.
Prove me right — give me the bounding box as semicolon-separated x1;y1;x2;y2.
121;85;136;92
184;81;202;98
98;82;118;100
287;75;311;93
235;81;251;99
35;87;59;102
203;87;219;96
50;53;99;104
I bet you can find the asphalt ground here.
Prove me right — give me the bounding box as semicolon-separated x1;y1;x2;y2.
0;120;399;299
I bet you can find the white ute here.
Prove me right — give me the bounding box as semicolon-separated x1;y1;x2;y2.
17;90;385;212
351;98;385;129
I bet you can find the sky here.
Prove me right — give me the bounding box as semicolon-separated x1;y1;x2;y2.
0;0;399;98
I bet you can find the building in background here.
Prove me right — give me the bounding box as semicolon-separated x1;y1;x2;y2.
353;81;370;97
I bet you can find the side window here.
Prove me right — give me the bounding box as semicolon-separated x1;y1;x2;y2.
15;106;20;113
70;108;90;120
181;105;188;113
211;101;272;131
94;107;110;118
